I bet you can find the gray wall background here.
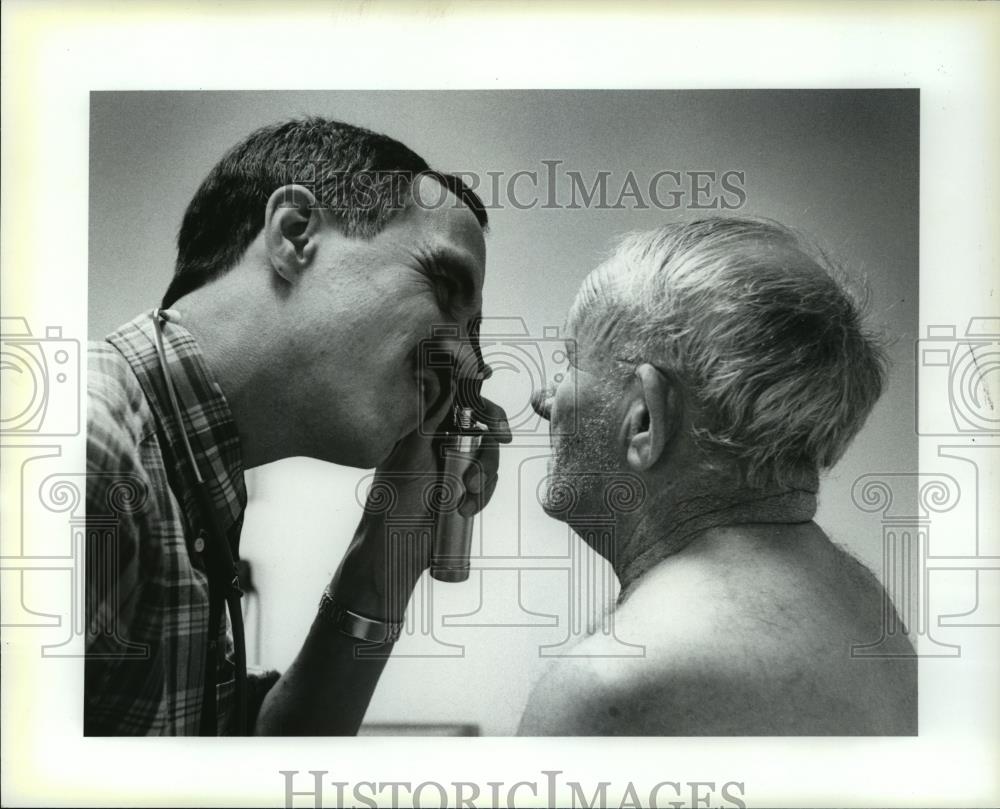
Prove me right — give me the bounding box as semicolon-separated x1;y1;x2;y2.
89;90;918;735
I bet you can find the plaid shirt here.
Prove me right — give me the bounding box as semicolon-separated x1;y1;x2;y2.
85;311;278;735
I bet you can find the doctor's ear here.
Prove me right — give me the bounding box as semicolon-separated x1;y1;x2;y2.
264;184;322;283
623;364;683;472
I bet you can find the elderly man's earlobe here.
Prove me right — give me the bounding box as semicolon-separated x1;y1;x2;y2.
624;364;681;472
264;184;321;283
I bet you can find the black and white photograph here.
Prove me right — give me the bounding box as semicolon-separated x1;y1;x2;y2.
2;3;998;808
85;88;919;740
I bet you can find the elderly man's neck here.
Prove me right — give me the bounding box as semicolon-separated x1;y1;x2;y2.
598;464;820;603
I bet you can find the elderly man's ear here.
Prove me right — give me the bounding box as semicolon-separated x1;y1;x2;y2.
264;184;322;282
622;364;682;472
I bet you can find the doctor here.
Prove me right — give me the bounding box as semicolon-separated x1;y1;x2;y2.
86;116;510;735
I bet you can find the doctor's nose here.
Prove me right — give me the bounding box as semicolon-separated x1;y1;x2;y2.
531;385;554;422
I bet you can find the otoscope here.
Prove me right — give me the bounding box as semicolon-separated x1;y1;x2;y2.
430;355;485;583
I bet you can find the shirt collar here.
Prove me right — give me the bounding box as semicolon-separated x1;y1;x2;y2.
107;310;248;539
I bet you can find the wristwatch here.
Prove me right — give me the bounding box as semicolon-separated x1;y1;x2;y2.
317;588;403;645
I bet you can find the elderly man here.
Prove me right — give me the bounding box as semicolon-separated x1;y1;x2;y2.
520;218;915;735
86;117;509;735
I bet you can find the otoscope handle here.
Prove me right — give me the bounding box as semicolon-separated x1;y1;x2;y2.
430;429;482;582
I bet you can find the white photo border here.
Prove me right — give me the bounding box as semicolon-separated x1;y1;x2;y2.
2;2;998;807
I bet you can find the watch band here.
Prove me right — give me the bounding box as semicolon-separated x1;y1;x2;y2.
317;589;403;645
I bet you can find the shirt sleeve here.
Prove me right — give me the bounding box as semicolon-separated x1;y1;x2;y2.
85;385;151;652
84;349;160;734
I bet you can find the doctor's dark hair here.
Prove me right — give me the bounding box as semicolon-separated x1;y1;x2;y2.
162;116;488;307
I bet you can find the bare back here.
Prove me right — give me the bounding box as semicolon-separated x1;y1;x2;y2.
518;523;917;736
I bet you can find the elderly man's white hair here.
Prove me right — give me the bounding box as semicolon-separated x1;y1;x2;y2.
570;217;889;488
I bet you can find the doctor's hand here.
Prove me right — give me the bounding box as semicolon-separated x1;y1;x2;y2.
374;395;511;518
329;395;511;623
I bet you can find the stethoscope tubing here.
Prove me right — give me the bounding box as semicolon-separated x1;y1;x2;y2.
151;308;248;735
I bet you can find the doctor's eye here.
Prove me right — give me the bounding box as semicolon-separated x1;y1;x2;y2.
433;275;467;316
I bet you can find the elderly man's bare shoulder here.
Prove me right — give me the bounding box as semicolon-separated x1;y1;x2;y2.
518;524;916;736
